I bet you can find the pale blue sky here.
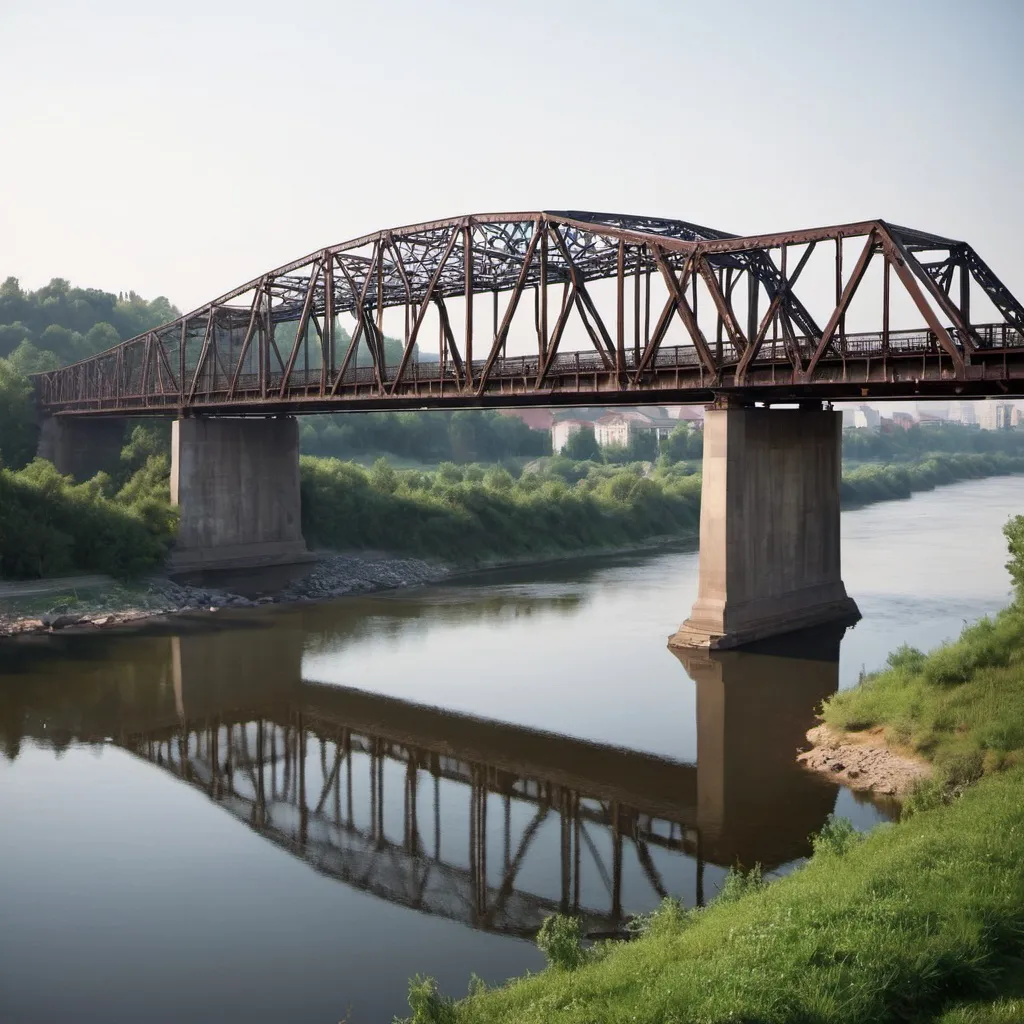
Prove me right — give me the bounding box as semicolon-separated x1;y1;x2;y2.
2;0;1022;312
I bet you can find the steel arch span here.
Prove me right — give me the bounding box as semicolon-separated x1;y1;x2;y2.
35;211;1024;415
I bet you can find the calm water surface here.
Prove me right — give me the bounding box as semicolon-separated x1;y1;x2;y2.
0;476;1020;1023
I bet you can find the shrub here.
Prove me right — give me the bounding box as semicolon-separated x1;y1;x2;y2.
811;815;861;857
536;914;586;971
400;975;457;1024
627;896;691;939
715;863;766;904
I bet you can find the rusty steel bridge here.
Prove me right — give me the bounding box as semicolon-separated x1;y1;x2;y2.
35;212;1024;416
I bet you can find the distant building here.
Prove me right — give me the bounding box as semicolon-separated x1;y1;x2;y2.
593;409;677;449
551;418;591;453
949;400;977;426
885;411;915;431
1014;406;1024;428
842;405;880;430
977;402;1014;431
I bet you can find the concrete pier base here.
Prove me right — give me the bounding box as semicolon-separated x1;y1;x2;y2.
169;417;309;572
37;416;126;480
669;406;859;650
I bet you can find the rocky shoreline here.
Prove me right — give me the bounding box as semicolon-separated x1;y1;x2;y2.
0;553;448;639
797;723;931;796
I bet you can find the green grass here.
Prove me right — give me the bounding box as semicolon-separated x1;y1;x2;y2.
822;603;1024;775
409;767;1024;1024
934;961;1024;1024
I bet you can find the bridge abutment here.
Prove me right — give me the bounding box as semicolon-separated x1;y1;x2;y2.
670;405;859;649
37;416;126;480
169;416;309;572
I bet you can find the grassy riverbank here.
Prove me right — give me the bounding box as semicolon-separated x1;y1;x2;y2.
2;449;1023;581
302;452;1024;568
397;518;1024;1024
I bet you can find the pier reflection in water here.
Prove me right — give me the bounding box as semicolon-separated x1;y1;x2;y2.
0;611;861;942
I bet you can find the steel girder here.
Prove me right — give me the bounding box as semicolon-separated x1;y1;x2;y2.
34;212;1024;415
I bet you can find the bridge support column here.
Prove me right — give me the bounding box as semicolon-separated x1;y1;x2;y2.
37;416;126;480
169;416;309;572
670;405;859;649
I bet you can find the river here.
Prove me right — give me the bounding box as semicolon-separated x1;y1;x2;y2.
0;475;1020;1023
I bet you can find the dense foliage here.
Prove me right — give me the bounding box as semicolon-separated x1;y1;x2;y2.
0;358;37;469
298;409;549;464
841;452;1024;505
0;449;176;579
299;457;702;564
0;276;179;366
843;420;1024;461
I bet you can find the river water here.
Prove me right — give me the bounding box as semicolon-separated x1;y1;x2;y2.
0;476;1020;1023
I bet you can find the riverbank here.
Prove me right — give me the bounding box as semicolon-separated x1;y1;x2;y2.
0;553;448;639
797;723;931;795
2;456;1022;640
395;516;1024;1024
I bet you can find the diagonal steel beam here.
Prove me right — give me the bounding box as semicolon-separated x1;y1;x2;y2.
804;232;878;378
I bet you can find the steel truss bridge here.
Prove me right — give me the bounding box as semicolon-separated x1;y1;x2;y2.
35;212;1024;416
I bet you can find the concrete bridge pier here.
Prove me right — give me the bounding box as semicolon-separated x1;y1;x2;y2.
169;416;309;572
37;416;126;480
670;403;859;650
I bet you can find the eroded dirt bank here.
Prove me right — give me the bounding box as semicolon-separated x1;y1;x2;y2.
797;724;931;796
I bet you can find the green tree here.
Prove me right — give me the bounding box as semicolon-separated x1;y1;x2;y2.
662;422;703;461
562;425;601;461
627;429;659;462
1005;515;1024;598
0;359;37;470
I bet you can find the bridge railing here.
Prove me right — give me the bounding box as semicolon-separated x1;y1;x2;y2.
33;322;1024;412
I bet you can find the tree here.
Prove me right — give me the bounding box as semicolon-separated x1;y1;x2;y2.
627;429;659;462
1005;515;1024;598
562;425;601;462
661;422;703;461
84;322;121;355
0;360;39;470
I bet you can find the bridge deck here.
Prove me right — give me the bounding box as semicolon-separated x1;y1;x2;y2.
33;212;1024;414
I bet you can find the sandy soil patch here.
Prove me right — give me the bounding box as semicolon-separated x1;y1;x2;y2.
797;724;931;796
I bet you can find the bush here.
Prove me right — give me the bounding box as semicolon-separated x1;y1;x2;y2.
536;914;586;971
811;815;862;857
299;456;702;565
715;863;766;904
0;455;175;579
400;975;457;1024
627;896;691;940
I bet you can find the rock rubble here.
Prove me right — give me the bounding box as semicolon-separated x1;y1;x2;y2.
0;553;447;638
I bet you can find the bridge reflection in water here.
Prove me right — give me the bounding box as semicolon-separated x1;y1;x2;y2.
2;615;853;939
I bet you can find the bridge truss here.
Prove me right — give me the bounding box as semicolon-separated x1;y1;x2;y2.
124;709;703;939
36;212;1024;415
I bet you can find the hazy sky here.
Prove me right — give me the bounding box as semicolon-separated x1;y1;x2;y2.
2;0;1022;313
